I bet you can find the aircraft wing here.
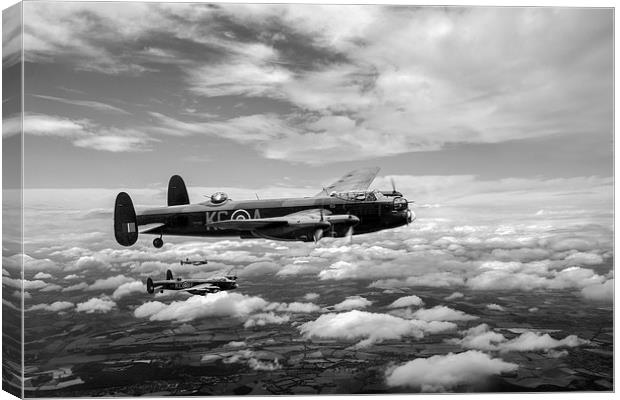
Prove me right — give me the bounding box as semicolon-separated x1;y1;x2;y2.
209;209;334;231
208;217;289;231
180;283;220;293
315;167;380;197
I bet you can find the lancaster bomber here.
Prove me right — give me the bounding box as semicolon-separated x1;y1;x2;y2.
114;167;415;248
146;269;238;295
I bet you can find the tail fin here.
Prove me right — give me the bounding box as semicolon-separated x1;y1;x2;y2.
166;269;173;280
114;192;138;247
168;175;190;206
146;277;154;294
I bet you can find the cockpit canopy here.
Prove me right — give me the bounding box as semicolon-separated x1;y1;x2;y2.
329;190;379;202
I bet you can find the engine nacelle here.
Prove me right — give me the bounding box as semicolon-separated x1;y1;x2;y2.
211;192;228;204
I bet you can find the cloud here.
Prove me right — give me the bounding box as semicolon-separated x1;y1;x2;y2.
265;301;321;314
466;266;608;292
40;284;63;292
244;312;290;328
299;310;456;348
565;252;604;266
76;297;117;314
333;295;372;311
112;281;144;300
87;275;135;291
134;292;268;322
28;301;74;312
31;94;130;114
444;292;464;301
11;113;155;152
385;351;518;392
449;324;590;353
412;306;478;322
486;304;506;312
62;282;89;292
303;292;320;301
238;261;281;276
33;272;53;279
73;255;112;271
581;279;613;302
4;277;51;291
219;349;282;371
73;135;154;152
387;295;424;308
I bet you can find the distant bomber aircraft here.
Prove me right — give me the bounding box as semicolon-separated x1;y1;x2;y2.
180;258;208;266
146;269;238;295
114;167;415;248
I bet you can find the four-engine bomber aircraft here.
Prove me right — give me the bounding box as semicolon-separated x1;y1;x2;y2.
114;167;415;248
147;269;238;295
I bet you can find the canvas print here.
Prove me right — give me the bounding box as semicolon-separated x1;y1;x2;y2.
2;2;614;397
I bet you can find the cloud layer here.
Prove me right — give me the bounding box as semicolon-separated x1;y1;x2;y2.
16;4;612;162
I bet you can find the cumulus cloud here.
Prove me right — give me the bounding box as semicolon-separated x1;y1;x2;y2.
112;281;144;300
87;275;135;291
303;292;320;301
76;297;117;314
62;282;89;292
333;296;372;311
244;312;290;328
486;304;506;312
238;261;281;276
40;284;63;292
4;277;52;291
387;295;424;308
265;301;321;314
299;310;456;348
72;255;111;271
444;292;464;301
385;351;518;392
33;272;53;280
581;279;613;302
413;306;478;322
219;349;282;371
134;292;268;322
28;301;74;312
449;324;590;353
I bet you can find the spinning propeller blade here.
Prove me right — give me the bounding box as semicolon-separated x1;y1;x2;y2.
345;226;354;244
313;228;324;244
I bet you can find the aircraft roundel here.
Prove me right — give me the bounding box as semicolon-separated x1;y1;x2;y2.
231;209;251;220
182;281;191;288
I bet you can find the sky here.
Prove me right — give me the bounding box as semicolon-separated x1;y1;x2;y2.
1;3;613;195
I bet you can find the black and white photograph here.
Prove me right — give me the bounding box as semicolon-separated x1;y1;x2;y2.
1;1;614;397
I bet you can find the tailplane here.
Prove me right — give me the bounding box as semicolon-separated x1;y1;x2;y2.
168;175;190;206
114;192;138;246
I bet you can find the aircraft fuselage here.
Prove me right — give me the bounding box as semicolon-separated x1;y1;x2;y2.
137;193;410;242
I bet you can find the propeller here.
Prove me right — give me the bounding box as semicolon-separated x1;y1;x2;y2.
313;228;324;244
345;225;354;244
390;177;397;194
